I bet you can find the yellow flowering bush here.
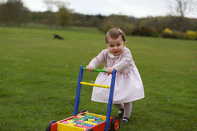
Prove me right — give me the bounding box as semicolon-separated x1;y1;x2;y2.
162;29;189;40
164;28;172;34
186;31;197;40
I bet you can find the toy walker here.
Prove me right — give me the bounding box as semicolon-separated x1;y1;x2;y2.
46;65;120;131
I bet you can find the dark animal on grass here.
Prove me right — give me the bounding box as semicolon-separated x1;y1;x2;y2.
54;34;64;40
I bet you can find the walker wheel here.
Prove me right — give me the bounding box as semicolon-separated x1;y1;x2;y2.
110;116;120;131
86;129;93;131
46;120;57;131
80;109;87;113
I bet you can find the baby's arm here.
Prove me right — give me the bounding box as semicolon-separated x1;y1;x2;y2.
86;50;106;72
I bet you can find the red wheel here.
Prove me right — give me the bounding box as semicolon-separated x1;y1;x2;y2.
110;116;120;131
46;120;57;131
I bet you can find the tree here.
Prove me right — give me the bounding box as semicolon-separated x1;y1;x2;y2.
0;0;30;26
167;0;195;18
56;6;72;27
85;16;101;27
140;17;159;28
43;10;56;26
166;0;195;31
31;12;44;24
98;15;134;35
71;13;86;26
42;0;72;27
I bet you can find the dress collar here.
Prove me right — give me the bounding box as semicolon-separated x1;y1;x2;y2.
108;50;120;59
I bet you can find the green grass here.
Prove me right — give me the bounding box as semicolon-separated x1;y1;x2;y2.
0;26;196;131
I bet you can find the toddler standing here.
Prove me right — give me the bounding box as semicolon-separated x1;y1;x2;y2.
86;28;145;123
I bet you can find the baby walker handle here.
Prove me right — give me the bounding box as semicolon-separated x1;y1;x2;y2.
82;67;106;72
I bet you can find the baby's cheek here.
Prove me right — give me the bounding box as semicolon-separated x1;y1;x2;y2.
117;46;123;51
108;47;113;51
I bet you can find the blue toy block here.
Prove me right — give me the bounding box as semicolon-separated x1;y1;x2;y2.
75;122;82;124
85;124;94;127
93;121;101;124
83;116;90;119
94;117;102;121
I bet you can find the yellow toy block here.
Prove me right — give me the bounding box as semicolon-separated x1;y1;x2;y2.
91;122;97;125
86;113;106;120
77;115;84;118
67;120;74;123
84;121;97;126
66;122;76;126
57;122;85;131
84;121;93;124
88;119;95;122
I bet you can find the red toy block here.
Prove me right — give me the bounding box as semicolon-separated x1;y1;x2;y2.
77;120;85;122
75;124;85;128
61;121;69;124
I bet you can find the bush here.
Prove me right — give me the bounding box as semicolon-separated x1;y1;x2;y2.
98;16;134;35
131;27;159;37
196;31;197;40
161;28;196;40
173;31;189;40
164;28;172;34
162;30;178;39
186;31;197;40
131;27;151;36
150;27;160;37
162;32;175;39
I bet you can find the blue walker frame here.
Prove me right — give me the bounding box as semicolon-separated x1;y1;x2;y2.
73;65;117;131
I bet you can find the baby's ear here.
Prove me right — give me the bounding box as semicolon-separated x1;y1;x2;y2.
123;41;127;45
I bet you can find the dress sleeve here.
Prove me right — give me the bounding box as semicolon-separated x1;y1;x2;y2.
88;50;106;68
112;48;133;72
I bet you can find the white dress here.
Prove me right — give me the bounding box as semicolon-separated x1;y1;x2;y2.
88;47;145;104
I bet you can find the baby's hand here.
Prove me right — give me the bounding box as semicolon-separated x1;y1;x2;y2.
86;65;94;72
106;67;115;75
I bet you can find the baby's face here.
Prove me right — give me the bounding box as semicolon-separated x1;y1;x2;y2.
106;35;125;56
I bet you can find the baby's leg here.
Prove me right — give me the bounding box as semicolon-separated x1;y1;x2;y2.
123;102;132;118
113;103;124;109
114;103;124;118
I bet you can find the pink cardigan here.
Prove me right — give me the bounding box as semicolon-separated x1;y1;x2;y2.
89;47;136;74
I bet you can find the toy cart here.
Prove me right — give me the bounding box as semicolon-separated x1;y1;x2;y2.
46;66;120;131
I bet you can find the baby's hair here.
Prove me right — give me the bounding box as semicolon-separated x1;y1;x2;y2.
105;28;126;43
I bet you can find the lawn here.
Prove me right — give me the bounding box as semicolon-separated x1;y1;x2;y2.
0;26;196;131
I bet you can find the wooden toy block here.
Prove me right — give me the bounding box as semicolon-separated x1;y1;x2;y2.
91;122;97;125
93;121;101;124
67;120;74;123
72;116;80;119
66;122;76;126
84;121;93;124
77;120;85;122
88;119;95;122
75;124;84;128
71;118;79;121
77;115;84;118
84;126;91;129
61;121;69;124
84;124;94;127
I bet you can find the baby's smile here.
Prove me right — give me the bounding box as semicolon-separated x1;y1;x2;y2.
113;51;120;55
